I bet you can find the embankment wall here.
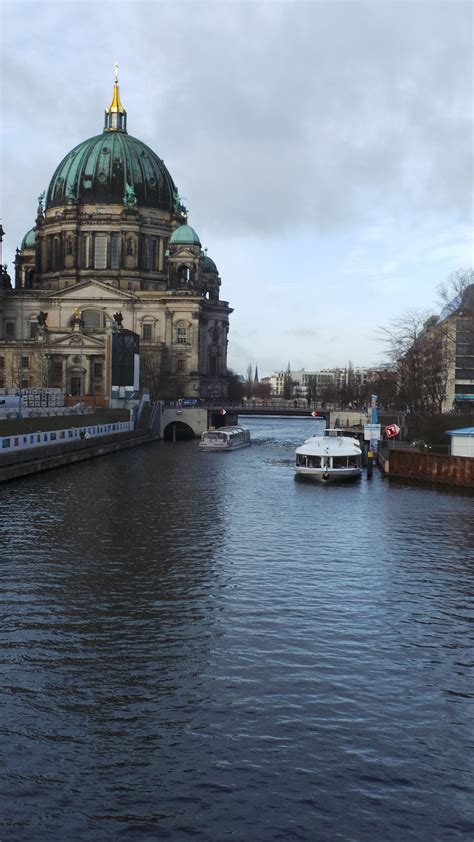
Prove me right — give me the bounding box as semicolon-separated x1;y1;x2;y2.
0;431;158;483
388;450;474;488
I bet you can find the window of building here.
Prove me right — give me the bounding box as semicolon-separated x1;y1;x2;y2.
21;356;29;370
93;362;103;379
110;235;120;269
4;322;15;339
83;235;91;269
177;325;188;345
52;238;60;271
82;310;103;329
29;322;37;339
94;235;107;269
21;378;30;389
146;239;156;272
455;384;474;395
0;356;4;369
0;377;4;389
209;355;218;377
70;376;82;396
176;358;186;373
142;323;152;341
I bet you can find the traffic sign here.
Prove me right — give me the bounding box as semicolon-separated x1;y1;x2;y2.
311;410;318;417
385;424;400;439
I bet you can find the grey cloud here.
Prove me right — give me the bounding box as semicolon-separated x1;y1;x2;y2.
1;0;471;265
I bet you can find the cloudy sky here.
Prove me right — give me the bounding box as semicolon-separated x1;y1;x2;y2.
1;0;472;376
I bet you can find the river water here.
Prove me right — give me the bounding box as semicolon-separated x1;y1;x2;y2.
1;417;473;841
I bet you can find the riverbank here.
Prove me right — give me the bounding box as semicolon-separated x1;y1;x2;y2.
0;428;158;483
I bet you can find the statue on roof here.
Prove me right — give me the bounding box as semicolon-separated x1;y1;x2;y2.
71;307;84;328
1;264;12;289
37;311;48;329
113;311;124;326
123;182;137;208
173;190;187;216
37;191;45;215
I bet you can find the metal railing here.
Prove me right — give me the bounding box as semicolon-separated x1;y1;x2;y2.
0;421;132;453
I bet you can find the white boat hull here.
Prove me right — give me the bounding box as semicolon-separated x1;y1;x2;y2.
295;466;361;482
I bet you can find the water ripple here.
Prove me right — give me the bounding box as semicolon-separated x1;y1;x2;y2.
0;418;473;841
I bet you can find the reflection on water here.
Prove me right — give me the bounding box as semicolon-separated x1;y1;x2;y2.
1;417;473;841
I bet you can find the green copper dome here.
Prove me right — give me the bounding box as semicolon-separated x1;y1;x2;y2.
169;224;201;246
201;254;218;274
21;228;36;249
46;132;177;211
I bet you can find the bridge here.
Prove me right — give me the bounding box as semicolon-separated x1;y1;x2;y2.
158;402;367;440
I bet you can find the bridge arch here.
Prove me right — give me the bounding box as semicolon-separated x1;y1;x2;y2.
163;421;195;441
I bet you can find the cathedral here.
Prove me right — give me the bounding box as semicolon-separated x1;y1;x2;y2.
0;72;232;404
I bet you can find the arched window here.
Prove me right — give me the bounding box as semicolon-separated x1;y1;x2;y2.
175;320;189;345
82;310;104;329
142;320;154;341
178;264;191;285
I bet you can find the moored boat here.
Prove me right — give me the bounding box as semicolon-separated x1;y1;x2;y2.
199;426;251;451
295;428;362;482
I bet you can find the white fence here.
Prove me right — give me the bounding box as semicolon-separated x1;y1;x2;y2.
0;421;132;454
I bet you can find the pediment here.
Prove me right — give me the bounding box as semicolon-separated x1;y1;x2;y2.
47;332;105;349
172;247;196;259
47;280;135;301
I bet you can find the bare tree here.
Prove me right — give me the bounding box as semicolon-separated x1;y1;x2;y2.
305;374;318;406
380;309;447;413
141;346;172;400
437;268;474;319
226;369;244;402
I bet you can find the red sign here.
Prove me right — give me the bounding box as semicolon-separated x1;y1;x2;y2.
311;410;318;417
385;424;400;439
220;408;227;416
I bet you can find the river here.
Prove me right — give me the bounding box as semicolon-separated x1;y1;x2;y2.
1;416;473;841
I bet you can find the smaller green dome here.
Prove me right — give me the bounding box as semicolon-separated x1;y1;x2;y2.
21;228;36;249
202;254;218;274
169;224;201;246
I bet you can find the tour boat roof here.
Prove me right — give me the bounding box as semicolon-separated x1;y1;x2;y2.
203;426;245;436
296;433;361;457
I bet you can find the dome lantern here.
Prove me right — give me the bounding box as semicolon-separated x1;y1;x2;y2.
104;62;127;133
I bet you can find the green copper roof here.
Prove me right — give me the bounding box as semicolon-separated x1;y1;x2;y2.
169;224;201;246
21;228;36;249
46;132;177;211
201;254;218;274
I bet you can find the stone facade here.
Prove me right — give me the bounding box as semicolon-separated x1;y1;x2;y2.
0;79;232;403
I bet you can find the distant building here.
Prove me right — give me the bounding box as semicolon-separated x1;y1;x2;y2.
396;285;474;413
268;366;393;399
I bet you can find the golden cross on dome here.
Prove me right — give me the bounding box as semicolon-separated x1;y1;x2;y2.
114;62;119;83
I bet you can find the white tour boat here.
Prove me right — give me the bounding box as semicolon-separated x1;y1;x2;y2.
199;426;251;452
295;428;362;482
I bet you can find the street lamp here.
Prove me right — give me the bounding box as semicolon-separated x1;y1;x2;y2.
79;332;84;413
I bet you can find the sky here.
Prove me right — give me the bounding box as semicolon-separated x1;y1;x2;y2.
1;0;472;376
